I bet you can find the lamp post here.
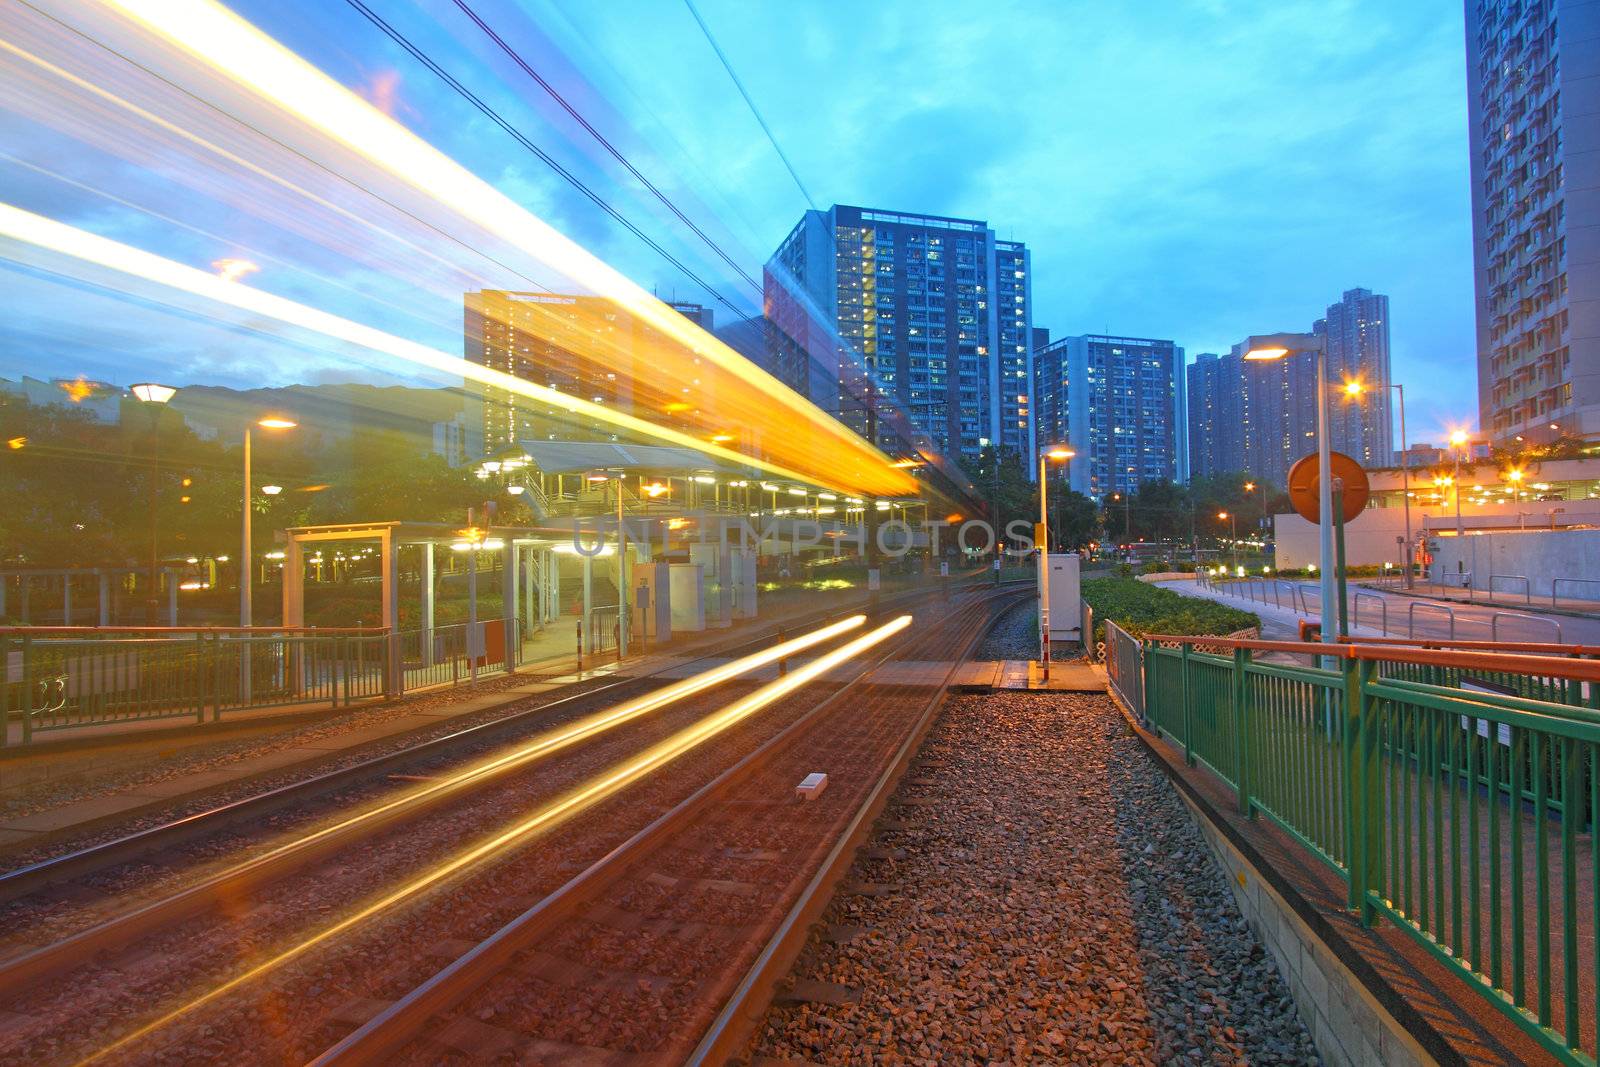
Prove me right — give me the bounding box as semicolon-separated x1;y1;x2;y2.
1341;379;1414;588
242;416;297;629
1218;511;1237;571
1240;332;1334;652
1449;429;1468;537
130;383;177;625
1037;446;1075;682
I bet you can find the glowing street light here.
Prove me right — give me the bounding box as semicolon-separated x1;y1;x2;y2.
261;484;283;496
242;414;297;630
1037;445;1076;681
131;382;178;623
130;382;178;405
1448;429;1470;536
1239;331;1334;651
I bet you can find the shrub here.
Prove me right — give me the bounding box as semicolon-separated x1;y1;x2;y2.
1083;577;1257;641
1139;559;1171;575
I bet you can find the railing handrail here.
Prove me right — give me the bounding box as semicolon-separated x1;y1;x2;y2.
1552;576;1600;606
1407;599;1455;640
1336;634;1599;655
1488;573;1532;605
1145;633;1600;680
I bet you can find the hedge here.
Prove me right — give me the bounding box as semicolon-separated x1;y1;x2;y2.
1082;577;1257;640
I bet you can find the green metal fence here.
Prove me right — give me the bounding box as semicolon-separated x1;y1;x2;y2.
1144;637;1600;1065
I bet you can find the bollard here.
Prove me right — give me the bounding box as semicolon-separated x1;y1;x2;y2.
613;621;621;661
575;618;583;673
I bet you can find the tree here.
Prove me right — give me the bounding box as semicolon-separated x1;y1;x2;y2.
956;445;1037;537
1049;485;1100;549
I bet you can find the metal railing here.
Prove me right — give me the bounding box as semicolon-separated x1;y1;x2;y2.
0;620;543;747
1103;619;1142;719
1554;578;1600;607
1407;600;1456;640
1489;574;1533;605
1143;634;1600;1065
1492;611;1564;645
1353;592;1388;635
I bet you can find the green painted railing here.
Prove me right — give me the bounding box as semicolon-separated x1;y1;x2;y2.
1144;637;1600;1065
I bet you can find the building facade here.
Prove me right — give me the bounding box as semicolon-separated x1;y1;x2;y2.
768;205;1035;463
1465;0;1600;445
1316;287;1393;467
1036;334;1184;499
1185;345;1319;489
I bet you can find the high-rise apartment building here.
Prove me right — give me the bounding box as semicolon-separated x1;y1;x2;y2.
1316;287;1392;467
768;205;1035;462
1185;345;1319;488
1036;334;1184;499
1466;0;1600;444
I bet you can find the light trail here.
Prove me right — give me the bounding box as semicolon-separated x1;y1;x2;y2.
0;200;848;491
75;613;913;1066
80;0;914;496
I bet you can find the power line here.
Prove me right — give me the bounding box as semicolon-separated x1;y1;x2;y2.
680;0;816;210
450;0;762;297
343;0;753;322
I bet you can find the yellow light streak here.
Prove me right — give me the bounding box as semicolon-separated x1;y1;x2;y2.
77;613;906;1065
0;202;850;493
95;0;913;496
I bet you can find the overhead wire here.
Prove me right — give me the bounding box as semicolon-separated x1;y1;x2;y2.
681;0;816;210
449;0;762;297
342;0;755;322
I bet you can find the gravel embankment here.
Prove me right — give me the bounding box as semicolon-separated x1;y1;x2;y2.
976;597;1038;660
753;691;1318;1065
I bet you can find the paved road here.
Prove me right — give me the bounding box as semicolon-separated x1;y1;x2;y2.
1195;577;1600;645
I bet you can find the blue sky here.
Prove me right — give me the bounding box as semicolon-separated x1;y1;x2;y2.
0;0;1477;443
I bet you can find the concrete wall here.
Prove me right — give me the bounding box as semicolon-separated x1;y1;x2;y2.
1425;528;1600;599
1179;789;1432;1067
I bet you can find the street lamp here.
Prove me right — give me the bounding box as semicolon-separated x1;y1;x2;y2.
1240;332;1334;651
130;383;177;624
1038;445;1075;681
1449;429;1468;537
1218;510;1237;570
242;415;296;628
1342;379;1413;587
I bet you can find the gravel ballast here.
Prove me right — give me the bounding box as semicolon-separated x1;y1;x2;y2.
753;690;1319;1065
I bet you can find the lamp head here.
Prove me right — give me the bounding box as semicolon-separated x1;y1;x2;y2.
1449;430;1468;447
257;415;297;430
260;484;283;496
1045;447;1075;461
130;382;177;405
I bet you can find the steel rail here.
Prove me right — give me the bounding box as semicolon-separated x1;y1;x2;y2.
0;611;900;996
0;580;978;902
309;587;1024;1066
688;590;1010;1063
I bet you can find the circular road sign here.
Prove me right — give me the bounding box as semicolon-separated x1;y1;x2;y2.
1287;451;1369;524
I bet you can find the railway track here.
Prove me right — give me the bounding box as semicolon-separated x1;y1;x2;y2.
0;581;979;904
0;588;1013;1065
301;586;1025;1067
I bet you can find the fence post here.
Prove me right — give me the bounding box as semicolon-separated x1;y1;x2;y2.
0;631;9;750
1344;657;1383;924
193;631;207;724
1180;642;1194;766
1232;647;1251;815
18;633;30;747
212;633;224;722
